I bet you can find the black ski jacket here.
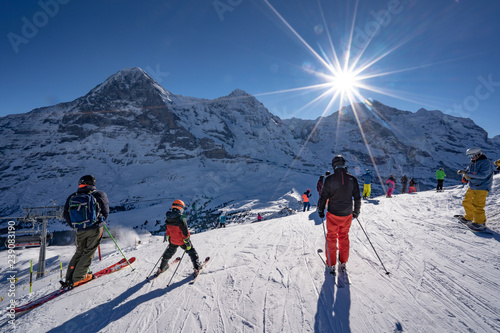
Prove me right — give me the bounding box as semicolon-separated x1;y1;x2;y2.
318;168;361;217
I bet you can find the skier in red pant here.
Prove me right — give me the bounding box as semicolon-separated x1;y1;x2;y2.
317;155;361;275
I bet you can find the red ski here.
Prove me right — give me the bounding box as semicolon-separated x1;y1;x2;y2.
14;257;136;317
189;257;210;284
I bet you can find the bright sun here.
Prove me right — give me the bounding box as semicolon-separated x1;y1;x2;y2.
328;69;360;95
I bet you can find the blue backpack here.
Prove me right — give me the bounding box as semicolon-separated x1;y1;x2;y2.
69;192;100;229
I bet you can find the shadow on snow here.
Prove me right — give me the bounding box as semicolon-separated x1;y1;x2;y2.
314;270;351;333
47;274;194;332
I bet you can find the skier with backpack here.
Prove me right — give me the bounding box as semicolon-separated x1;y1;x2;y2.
61;175;109;288
157;200;201;275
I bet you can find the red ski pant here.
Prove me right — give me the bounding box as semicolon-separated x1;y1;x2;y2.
324;212;352;266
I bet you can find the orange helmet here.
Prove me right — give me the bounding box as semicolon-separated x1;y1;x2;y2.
172;199;185;212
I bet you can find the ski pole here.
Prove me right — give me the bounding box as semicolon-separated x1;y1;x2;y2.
321;217;335;274
147;254;164;278
355;218;390;275
166;251;185;287
103;225;135;271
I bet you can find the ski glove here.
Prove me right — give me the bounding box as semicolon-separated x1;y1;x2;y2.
183;237;192;251
457;170;467;175
352;211;359;219
318;210;325;219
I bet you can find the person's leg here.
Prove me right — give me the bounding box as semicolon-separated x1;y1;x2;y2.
184;245;201;270
471;190;488;224
72;227;103;282
159;244;178;272
66;231;86;282
325;212;339;267
462;188;474;221
337;215;353;264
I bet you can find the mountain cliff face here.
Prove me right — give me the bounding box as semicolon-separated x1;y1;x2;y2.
1;67;498;225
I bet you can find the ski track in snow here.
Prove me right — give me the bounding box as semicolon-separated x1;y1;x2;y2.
2;180;500;332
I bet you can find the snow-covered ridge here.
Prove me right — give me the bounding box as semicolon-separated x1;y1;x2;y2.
0;67;499;226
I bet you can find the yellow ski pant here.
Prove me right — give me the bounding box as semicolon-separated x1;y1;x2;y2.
463;189;488;224
363;184;371;198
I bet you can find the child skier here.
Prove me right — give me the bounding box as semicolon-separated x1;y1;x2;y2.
158;200;201;274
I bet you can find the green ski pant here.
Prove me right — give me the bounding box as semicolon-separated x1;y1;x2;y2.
66;227;103;283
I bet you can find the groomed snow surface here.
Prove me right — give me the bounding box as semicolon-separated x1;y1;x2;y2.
2;177;500;332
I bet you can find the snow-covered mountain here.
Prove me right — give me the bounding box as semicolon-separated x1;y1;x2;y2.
2;178;499;332
1;67;499;230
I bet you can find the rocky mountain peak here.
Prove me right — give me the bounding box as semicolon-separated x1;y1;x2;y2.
78;67;172;110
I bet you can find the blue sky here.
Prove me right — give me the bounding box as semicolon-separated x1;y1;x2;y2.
1;0;500;137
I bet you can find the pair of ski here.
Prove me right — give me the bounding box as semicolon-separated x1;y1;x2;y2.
454;215;492;234
146;256;210;285
317;249;351;288
14;257;136;317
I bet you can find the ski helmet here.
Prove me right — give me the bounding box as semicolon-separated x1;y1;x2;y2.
466;147;482;159
79;175;96;186
172;199;186;212
332;155;346;168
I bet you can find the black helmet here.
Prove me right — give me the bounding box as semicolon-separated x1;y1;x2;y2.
332;155;346;168
79;175;96;186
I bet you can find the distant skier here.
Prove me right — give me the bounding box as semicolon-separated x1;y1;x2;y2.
316;175;325;195
61;175;109;289
386;175;396;198
361;169;373;199
461;176;469;188
158;200;201;274
436;167;446;192
219;213;226;228
317;155;361;275
456;148;494;231
302;189;312;212
401;174;408;194
495;159;500;172
257;213;263;221
408;178;417;193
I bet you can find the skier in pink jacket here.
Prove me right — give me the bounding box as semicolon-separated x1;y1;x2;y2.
386;175;396;198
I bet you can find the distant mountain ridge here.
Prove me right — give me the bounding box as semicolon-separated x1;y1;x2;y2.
1;67;498;226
